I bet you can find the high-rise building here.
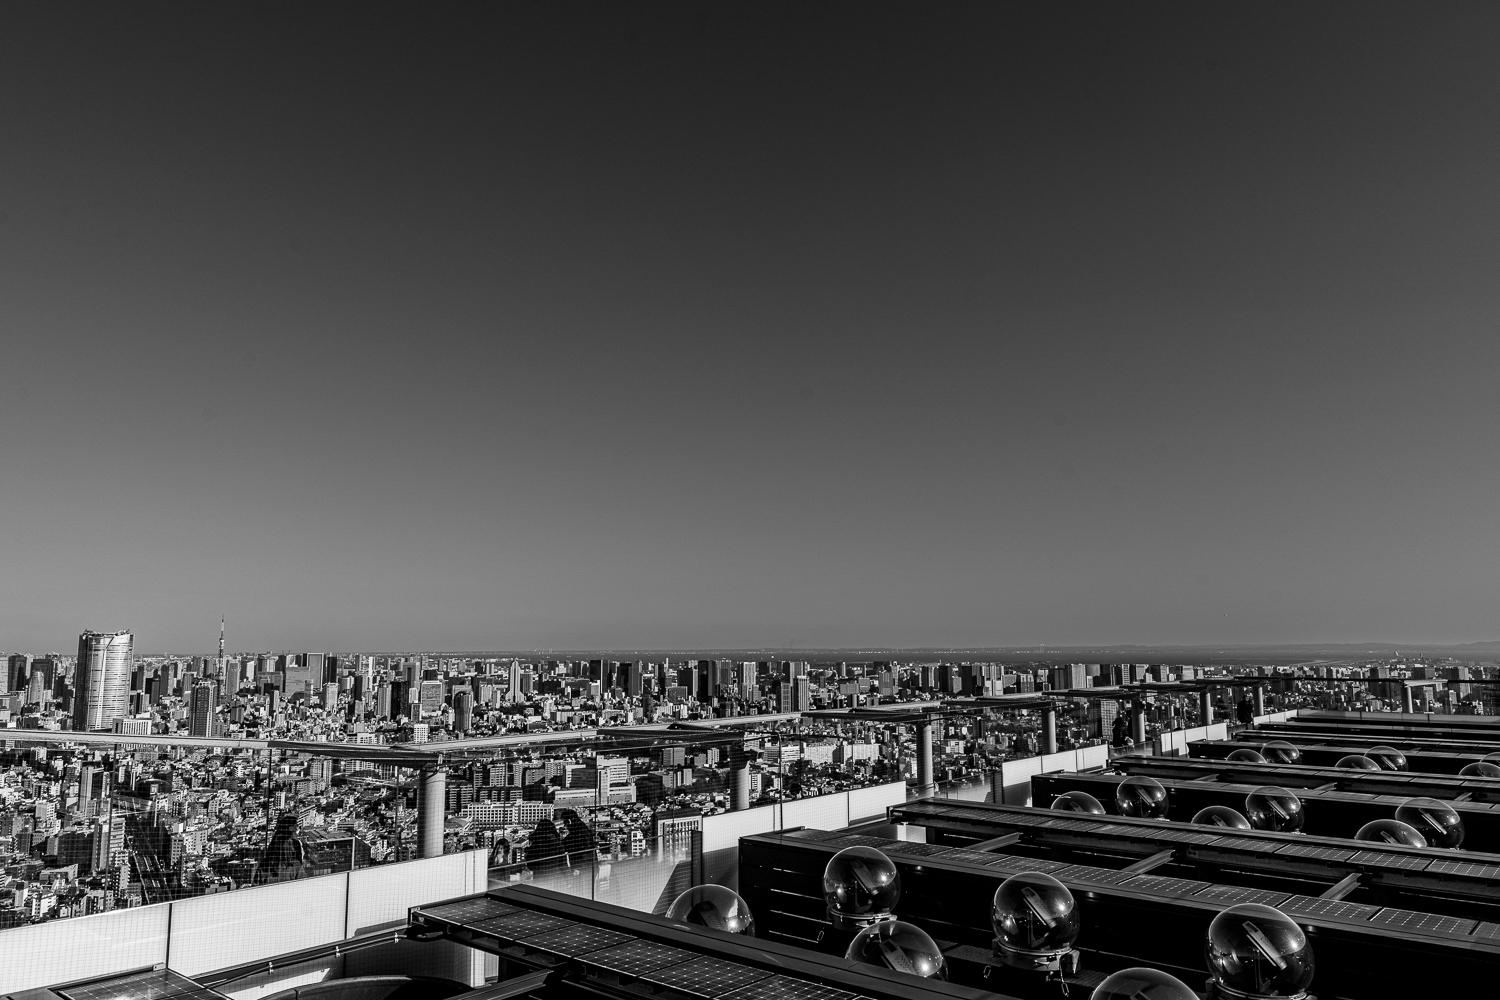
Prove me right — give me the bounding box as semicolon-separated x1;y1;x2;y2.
6;653;27;693
189;681;218;738
453;689;473;732
74;631;133;732
508;661;523;703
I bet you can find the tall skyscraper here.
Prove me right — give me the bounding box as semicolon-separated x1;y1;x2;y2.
73;631;133;732
189;681;218;737
508;661;523;703
6;653;28;693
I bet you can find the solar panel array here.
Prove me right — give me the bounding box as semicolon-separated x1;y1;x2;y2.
58;971;224;1000
414;894;879;1000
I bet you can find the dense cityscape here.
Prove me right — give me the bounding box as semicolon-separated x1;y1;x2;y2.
3;625;1497;928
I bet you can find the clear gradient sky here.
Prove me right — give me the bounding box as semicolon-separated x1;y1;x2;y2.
3;4;1499;653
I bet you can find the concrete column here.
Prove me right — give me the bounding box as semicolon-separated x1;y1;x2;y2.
916;718;936;797
1401;685;1415;713
731;763;750;811
1042;706;1058;755
1131;699;1147;744
1200;689;1214;725
417;766;446;859
1254;685;1267;717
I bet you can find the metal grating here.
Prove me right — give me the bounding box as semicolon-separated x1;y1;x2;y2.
472;910;575;940
1275;843;1356;862
935;848;1009;864
1039;818;1106;832
420;896;521;925
1424;859;1500;881
1471;922;1500;941
1193;885;1291;907
1147;828;1222;844
720;975;864;1000
1347;851;1430;871
1126;875;1215;897
883;842;953;857
59;971;222;1000
518;923;632;956
643;957;775;998
582;940;700;978
1369;909;1478;936
1279;895;1379;922
825;835;898;848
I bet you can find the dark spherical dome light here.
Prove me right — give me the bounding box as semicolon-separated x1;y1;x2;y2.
1115;775;1170;819
1091;967;1199;1000
1051;790;1106;815
1335;754;1380;771
1261;741;1301;765
1205;903;1315;1000
666;884;755;935
1245;786;1304;833
991;872;1081;969
1366;746;1407;772
1354;819;1427;847
1193;805;1252;830
1395;797;1464;848
845;920;948;980
823;846;901;929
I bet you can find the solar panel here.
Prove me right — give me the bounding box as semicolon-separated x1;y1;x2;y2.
883;842;950;857
1087;824;1141;836
471;910;575;940
1039;818;1104;832
1193;885;1291;907
518;922;632;956
984;855;1072;873
1369;909;1478;936
643;957;776;998
719;975;864;1000
1203;836;1271;852
419;896;521;926
989;810;1048;825
1470;922;1500;941
582;940;700;977
1275;844;1357;862
1279;896;1379;922
1347;850;1431;871
1126;875;1215;897
1424;859;1500;881
1146;828;1222;844
1052;865;1137;885
825;834;898;848
59;971;222;1000
935;848;1007;864
783;829;840;841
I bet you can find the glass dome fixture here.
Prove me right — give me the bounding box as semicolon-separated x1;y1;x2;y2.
844;920;948;980
1115;775;1170;819
1459;761;1500;778
1260;741;1301;766
1244;786;1304;833
1193;805;1252;830
1354;818;1427;847
1365;746;1407;772
1227;749;1267;764
1335;754;1380;771
990;872;1082;971
1205;903;1314;999
1483;752;1500;765
1395;797;1464;848
1090;967;1200;1000
823;846;901;929
666;885;755;936
1051;790;1107;815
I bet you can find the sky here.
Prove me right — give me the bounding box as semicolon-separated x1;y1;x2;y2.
3;3;1500;653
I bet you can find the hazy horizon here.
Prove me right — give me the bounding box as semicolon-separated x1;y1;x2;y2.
6;4;1500;652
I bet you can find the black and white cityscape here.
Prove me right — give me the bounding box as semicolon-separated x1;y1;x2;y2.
5;4;1500;1000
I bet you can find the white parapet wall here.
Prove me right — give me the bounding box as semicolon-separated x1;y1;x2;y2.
0;850;490;996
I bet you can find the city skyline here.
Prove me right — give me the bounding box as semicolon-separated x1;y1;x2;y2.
6;5;1500;651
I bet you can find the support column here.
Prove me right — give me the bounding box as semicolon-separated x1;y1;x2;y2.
1401;684;1415;713
1200;688;1214;726
417;766;446;859
1131;698;1147;745
916;718;936;797
1042;705;1058;755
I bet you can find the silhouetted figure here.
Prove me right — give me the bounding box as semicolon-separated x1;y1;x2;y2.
255;813;310;885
